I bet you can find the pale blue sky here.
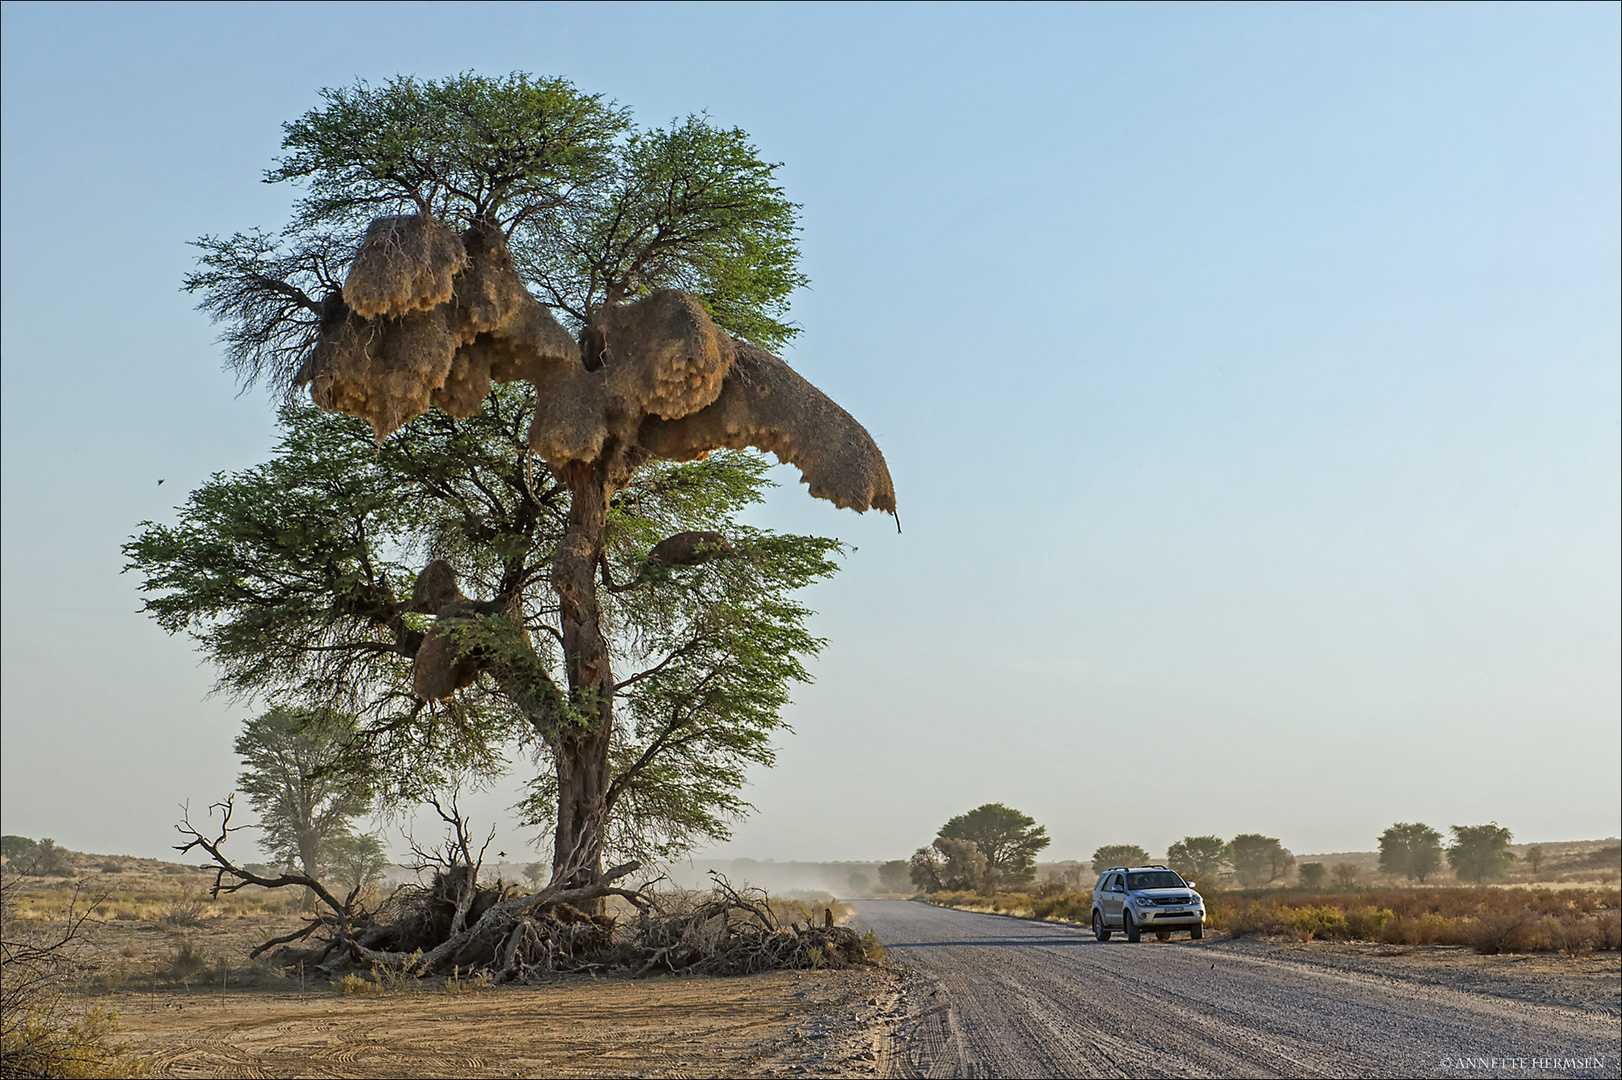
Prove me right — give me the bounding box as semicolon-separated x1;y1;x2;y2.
3;2;1617;864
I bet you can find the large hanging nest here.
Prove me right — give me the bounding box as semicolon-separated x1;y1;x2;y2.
304;304;462;440
343;215;468;319
304;213;897;517
637;342;897;515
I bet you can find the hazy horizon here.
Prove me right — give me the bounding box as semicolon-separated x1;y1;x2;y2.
3;3;1617;867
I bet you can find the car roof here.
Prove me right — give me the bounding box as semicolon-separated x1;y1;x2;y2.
1098;865;1175;874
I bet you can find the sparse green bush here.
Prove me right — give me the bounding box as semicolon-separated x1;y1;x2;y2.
166;941;210;984
334;973;377;996
1;1006;151;1078
159;890;208;927
1297;862;1328;889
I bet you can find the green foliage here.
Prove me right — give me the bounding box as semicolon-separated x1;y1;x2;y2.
1090;844;1148;874
1297;862;1329;889
937;804;1050;885
1166;836;1231;884
0;1006;151;1079
1;836;38;863
1231;834;1294;887
517;455;840;863
1448;823;1516;883
520;114;807;347
127;394;839;867
1378;822;1444;883
187;72;807;398
909;847;943;893
271;73;626;235
1523;844;1544;875
233;707;373;878
325;834;391;892
876;860;912;894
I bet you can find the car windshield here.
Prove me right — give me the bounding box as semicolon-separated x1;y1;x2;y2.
1127;871;1185;890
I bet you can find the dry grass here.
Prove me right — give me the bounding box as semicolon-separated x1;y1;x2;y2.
1208;887;1621;954
922;884;1622;956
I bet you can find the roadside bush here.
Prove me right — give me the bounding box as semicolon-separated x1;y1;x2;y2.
1285;906;1350;941
1468;911;1538;955
1030;892;1092;923
1343;906;1394;940
1380;913;1456;947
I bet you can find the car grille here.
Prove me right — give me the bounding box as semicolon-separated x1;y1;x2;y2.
1155;896;1194;905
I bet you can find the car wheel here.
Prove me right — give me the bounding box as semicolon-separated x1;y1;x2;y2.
1124;912;1141;943
1092;911;1111;942
1155;930;1171;942
1190;924;1203;940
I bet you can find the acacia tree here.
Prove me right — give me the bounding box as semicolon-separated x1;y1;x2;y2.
1230;833;1294;888
937;804;1050;887
1166;836;1231;884
1091;844;1149;874
1447;823;1516;883
1378;822;1444;883
234;708;373;885
136;72;893;895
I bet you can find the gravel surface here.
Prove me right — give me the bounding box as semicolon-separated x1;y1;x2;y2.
852;899;1620;1079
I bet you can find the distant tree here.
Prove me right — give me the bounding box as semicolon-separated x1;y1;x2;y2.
324;834;391;893
847;872;871;896
522;862;549;890
24;840;73;878
909;847;944;893
1;837;38;867
1298;862;1328;889
234;707;373;889
1232;834;1294;887
1448;824;1515;883
1166;836;1231;884
1090;844;1149;874
877;860;912;894
937;804;1050;886
1523;845;1544;876
1378;823;1444;883
933;838;990;892
1330;862;1360;888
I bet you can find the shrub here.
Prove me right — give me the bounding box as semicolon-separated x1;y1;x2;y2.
1297;863;1328;889
1286;906;1349;941
1030;892;1092;923
166;941;210;984
1344;906;1394;940
1;1006;151;1079
1468;911;1537;954
335;973;377;996
159;891;208;928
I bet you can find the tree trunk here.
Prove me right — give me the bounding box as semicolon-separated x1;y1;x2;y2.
549;460;618;902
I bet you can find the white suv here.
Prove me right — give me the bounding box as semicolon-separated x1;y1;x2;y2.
1091;866;1205;942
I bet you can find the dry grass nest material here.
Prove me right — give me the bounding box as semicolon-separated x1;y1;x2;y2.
305;213;896;517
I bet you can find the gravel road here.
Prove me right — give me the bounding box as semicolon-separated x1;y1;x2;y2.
851;899;1620;1079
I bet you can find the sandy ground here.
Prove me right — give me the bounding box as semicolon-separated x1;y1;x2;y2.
106;967;904;1079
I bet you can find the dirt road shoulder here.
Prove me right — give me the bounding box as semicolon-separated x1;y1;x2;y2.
107;966;903;1079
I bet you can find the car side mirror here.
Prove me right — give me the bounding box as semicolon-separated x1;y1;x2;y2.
1187;882;1196;889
